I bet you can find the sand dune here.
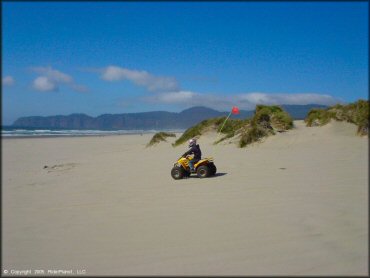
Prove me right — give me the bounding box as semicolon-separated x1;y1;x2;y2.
2;120;368;275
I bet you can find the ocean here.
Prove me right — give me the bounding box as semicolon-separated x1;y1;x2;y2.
1;126;184;138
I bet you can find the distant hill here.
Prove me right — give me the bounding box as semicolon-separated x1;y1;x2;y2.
12;104;327;130
281;104;328;120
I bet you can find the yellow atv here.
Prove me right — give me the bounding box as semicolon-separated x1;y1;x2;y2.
171;155;217;180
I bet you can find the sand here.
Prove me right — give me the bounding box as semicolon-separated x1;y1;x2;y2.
2;120;368;275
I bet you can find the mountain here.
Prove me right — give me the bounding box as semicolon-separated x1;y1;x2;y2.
12;105;327;130
281;104;328;120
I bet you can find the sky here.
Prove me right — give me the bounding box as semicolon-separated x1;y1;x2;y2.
2;1;369;125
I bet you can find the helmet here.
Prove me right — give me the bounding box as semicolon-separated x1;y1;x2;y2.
188;138;196;147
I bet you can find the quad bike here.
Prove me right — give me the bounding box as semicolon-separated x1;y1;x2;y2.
171;154;217;180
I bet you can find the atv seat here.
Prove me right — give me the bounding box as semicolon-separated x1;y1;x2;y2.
194;157;213;167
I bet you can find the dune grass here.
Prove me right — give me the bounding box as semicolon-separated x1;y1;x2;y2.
239;122;270;148
253;105;294;131
146;132;176;147
305;100;369;135
305;109;334;126
172;117;249;146
214;118;250;143
237;105;293;147
173;105;294;148
172;117;223;146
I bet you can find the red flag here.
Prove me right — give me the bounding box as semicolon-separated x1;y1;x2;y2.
231;106;240;114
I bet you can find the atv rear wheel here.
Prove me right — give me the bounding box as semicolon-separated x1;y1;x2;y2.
197;165;210;178
171;166;185;180
209;163;217;176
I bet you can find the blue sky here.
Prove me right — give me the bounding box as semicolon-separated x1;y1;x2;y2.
2;1;368;125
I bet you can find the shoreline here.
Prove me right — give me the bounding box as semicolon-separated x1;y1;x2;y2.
1;132;184;140
1;133;148;139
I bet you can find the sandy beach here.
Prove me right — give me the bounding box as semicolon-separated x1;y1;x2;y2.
2;120;368;275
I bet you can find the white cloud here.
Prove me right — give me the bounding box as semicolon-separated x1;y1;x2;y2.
238;92;341;106
31;66;87;93
70;84;89;93
144;91;342;111
155;91;196;103
239;92;270;104
144;91;236;111
100;66;179;92
2;76;15;86
32;66;72;83
33;76;58;92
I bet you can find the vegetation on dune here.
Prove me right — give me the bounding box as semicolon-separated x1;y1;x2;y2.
305;100;369;136
239;122;271;148
173;117;224;146
173;105;294;148
305;109;334;126
151;101;368;148
146;132;176;147
214;118;250;144
173;116;250;146
237;105;293;147
253;105;294;131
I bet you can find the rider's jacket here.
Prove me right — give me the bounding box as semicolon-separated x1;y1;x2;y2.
182;144;202;160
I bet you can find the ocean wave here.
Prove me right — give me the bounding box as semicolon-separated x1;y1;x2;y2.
1;128;184;137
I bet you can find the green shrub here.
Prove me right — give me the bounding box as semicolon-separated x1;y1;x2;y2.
255;105;283;114
217;118;250;139
146;132;176;147
253;105;293;131
173;117;248;146
173;118;220;146
305;109;333;126
239;123;269;148
351;100;369;135
271;111;294;130
174;104;295;148
305;100;369;135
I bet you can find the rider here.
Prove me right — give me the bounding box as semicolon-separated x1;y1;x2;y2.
182;138;202;172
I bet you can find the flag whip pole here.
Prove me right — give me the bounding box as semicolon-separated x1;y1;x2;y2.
215;111;232;143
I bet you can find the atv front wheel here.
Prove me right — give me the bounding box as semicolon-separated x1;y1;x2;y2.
196;165;210;178
171;166;185;180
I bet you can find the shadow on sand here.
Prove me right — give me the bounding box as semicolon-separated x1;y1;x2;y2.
210;172;227;178
185;172;227;179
